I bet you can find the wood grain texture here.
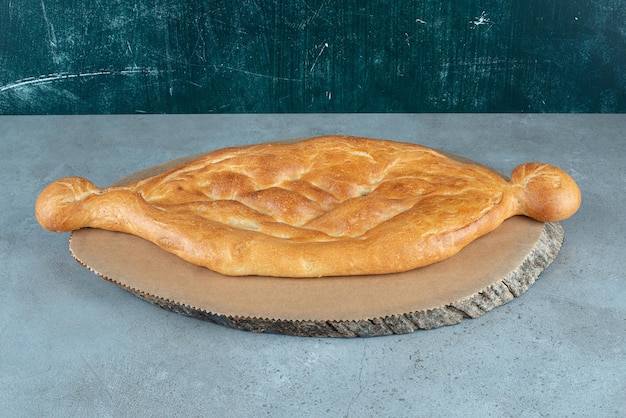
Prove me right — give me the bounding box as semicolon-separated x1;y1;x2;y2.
1;1;625;114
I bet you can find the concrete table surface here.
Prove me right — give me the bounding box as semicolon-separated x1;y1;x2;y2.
2;114;624;417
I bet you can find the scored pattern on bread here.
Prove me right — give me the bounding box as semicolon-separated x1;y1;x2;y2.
35;136;581;277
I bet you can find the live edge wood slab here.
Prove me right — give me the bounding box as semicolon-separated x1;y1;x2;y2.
68;152;565;338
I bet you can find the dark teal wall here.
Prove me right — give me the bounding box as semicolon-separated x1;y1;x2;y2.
1;0;625;114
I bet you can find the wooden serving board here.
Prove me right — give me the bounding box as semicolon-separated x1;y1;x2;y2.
68;152;564;337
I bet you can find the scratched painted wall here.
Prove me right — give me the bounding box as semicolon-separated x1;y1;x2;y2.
1;0;625;114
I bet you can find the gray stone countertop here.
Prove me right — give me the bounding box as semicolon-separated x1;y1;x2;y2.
2;114;624;417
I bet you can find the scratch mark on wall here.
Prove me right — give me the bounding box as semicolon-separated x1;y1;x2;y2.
194;17;208;63
162;16;175;97
404;32;411;47
219;65;300;82
470;11;493;29
310;42;329;72
298;0;331;29
308;0;328;24
40;0;60;64
0;67;167;93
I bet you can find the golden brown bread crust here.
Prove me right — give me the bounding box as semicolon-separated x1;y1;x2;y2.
35;136;581;277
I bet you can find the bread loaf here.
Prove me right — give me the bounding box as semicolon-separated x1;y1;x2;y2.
36;136;581;277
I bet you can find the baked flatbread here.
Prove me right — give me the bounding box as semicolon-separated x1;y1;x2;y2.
35;136;580;277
